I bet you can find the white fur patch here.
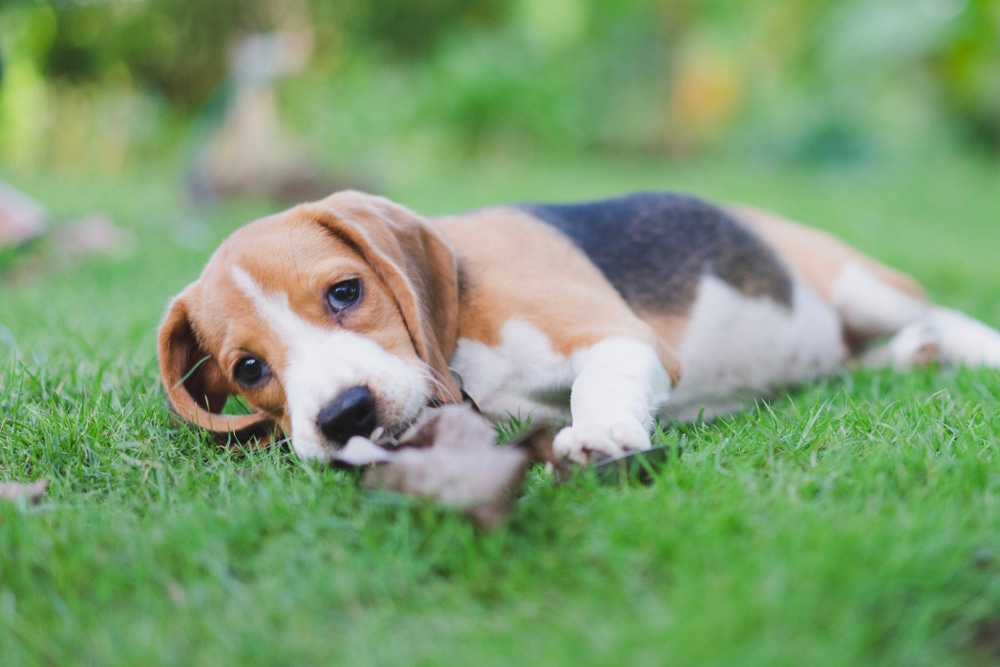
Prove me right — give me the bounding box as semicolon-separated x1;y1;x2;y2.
832;262;927;338
665;275;844;421
554;338;671;463
451;321;671;462
450;319;577;424
914;307;1000;367
232;266;428;460
831;263;1000;369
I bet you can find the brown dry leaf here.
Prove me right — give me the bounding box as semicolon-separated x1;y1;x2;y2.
398;403;496;450
0;478;48;504
0;181;47;248
53;214;136;259
364;405;530;529
334;435;396;466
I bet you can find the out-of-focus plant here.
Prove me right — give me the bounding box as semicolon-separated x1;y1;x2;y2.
5;0;505;110
288;0;1000;161
934;0;1000;151
0;0;510;170
1;0;998;172
730;0;1000;162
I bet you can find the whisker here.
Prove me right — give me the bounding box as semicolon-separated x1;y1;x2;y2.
416;366;452;400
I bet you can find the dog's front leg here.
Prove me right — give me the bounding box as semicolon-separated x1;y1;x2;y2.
553;338;672;464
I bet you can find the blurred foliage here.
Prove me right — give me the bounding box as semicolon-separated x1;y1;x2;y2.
0;0;998;173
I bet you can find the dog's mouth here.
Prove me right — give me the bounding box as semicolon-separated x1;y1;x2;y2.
291;365;453;459
312;388;446;451
318;393;477;453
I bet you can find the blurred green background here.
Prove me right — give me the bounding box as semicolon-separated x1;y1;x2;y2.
1;0;998;183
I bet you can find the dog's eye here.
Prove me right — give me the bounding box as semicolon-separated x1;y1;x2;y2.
327;279;361;310
234;356;268;387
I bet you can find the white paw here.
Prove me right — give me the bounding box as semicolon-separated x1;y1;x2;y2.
887;322;940;370
552;420;651;465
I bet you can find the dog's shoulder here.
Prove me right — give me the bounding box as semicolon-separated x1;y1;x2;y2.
511;192;793;314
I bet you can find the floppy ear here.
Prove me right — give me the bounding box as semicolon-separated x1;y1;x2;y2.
158;288;278;445
303;191;463;404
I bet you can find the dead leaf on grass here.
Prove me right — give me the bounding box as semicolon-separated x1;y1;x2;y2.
335;435;397;467
53;214;136;259
972;617;1000;660
334;405;542;529
0;478;48;504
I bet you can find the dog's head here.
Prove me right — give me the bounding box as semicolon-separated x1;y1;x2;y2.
158;191;462;460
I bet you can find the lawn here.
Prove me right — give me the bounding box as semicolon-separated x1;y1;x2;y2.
2;151;1000;666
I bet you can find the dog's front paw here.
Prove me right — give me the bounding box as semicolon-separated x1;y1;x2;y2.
552;420;651;465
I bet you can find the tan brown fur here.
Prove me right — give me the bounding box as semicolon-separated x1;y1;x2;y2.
726;204;927;304
434;207;682;383
304;194;462;403
159;191;462;442
159;287;278;443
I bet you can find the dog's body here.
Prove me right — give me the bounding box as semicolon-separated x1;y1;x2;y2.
159;191;1000;463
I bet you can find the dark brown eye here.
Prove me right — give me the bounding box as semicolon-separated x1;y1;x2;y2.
327;279;361;310
234;356;268;387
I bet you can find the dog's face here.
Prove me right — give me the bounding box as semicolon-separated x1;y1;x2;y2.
158;191;462;460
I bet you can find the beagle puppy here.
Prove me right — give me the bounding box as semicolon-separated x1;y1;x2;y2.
158;191;1000;463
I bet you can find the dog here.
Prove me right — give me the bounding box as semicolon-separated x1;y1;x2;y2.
158;190;1000;463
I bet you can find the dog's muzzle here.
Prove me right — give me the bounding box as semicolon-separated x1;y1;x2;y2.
317;386;378;445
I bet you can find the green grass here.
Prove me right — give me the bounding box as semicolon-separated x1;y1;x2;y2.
2;151;1000;666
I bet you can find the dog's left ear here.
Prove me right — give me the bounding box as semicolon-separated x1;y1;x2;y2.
304;191;463;404
158;286;278;444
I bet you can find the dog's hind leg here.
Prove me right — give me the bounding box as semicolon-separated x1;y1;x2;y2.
828;261;937;369
857;307;1000;370
929;309;1000;367
728;204;1000;370
829;260;1000;370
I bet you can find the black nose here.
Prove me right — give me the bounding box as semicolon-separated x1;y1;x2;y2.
317;386;377;445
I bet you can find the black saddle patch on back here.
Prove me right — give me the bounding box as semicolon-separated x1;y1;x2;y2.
520;192;793;315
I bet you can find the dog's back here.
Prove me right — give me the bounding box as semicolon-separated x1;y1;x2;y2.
520;193;794;316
